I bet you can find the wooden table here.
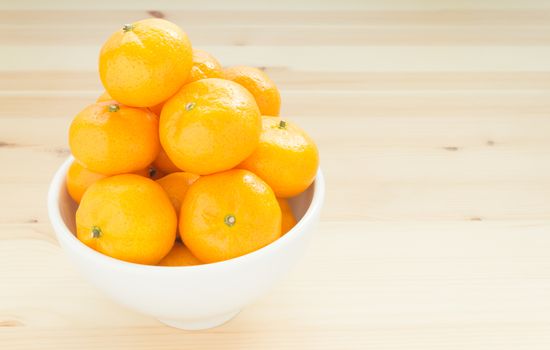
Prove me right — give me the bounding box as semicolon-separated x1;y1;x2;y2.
2;1;550;349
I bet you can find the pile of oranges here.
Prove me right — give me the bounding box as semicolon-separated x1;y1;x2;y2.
66;18;319;266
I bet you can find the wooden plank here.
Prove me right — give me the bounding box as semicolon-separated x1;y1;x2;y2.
2;221;550;349
3;0;550;348
4;71;550;92
3;0;550;11
5;46;550;72
2;91;550;118
3;10;550;27
4;24;550;46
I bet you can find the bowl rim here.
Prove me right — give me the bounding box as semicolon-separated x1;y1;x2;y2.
47;156;325;272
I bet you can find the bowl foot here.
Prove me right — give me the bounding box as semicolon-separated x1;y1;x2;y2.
158;309;241;330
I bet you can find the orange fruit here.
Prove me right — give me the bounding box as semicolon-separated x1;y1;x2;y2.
188;49;223;83
97;91;163;112
223;66;281;116
156;172;199;214
149;101;165;116
99;90;164;119
99;93;168;118
180;169;281;263
96;91;115;103
277;198;297;234
153;147;181;174
67;159;163;204
147;49;222;115
66;160;106;204
158;241;202;266
160;78;261;175
240;117;319;198
133;164;164;180
76;174;177;265
98;50;219;112
99;18;193;107
69;102;160;175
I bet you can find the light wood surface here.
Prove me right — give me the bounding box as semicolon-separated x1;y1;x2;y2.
2;1;550;349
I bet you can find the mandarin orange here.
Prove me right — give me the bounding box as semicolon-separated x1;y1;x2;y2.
69;102;160;175
149;102;165;116
156;172;199;214
99;18;193;107
223;66;280;116
277;198;297;234
146;49;222;116
158;241;202;266
180;169;281;263
66;160;106;204
76;174;177;265
153;147;181;174
239;116;318;198
159;78;261;175
188;49;223;83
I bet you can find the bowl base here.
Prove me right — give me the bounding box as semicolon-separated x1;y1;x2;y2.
158;309;241;330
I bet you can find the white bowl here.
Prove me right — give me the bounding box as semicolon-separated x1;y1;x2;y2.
47;156;325;330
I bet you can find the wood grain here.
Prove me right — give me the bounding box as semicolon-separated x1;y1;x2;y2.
2;1;550;349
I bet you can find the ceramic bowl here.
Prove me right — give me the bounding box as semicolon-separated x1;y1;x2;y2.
47;156;325;330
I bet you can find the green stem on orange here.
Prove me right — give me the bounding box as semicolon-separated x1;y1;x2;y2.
91;226;102;239
278;120;287;129
224;214;236;227
185;102;196;111
108;104;120;113
122;24;134;32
